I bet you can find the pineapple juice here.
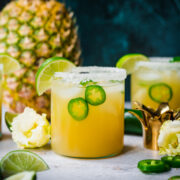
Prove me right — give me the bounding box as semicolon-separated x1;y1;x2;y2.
0;65;3;138
51;67;126;158
131;61;180;109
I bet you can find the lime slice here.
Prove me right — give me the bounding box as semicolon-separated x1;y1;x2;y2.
5;171;36;180
35;57;75;96
0;150;49;178
5;112;18;132
149;83;173;103
0;54;20;74
116;54;149;74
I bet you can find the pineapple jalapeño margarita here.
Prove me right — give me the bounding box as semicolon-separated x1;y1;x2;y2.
51;67;126;158
0;65;2;138
131;59;180;109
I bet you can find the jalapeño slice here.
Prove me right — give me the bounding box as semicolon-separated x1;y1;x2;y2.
85;85;106;106
172;155;180;168
161;156;174;166
68;97;88;121
149;83;173;103
138;159;170;173
169;176;180;180
169;56;180;63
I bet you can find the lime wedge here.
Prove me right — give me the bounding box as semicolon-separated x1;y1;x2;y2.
0;54;20;74
5;112;18;132
35;57;75;96
5;171;36;180
0;150;49;178
116;54;149;74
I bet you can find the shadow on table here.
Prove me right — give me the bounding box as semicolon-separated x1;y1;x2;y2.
1;133;11;140
122;145;135;154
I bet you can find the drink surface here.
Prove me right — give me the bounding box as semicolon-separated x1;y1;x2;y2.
131;62;180;109
51;80;124;158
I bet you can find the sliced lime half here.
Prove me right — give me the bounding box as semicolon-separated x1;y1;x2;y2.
116;54;149;74
0;54;20;74
35;57;75;96
5;171;36;180
0;150;49;177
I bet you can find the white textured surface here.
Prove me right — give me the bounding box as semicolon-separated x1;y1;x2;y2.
0;115;179;180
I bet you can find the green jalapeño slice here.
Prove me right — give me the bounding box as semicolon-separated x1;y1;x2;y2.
137;159;170;173
161;156;174;166
161;155;180;168
85;85;106;106
149;83;173;103
68;97;89;121
169;176;180;180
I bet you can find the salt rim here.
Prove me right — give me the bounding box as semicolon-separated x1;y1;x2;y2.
54;66;126;83
0;64;3;71
135;61;180;70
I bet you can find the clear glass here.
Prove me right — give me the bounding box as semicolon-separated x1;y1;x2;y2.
0;65;3;138
131;58;180;110
51;67;126;158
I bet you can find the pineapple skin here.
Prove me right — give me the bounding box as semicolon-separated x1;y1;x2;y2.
0;0;81;117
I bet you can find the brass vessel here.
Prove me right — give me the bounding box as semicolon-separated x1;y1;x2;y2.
130;102;180;151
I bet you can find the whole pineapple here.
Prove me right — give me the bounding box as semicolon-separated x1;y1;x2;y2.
0;0;81;117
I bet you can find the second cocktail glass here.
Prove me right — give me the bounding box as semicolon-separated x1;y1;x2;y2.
51;67;126;158
131;58;180;109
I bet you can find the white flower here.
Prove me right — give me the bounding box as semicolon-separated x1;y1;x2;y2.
12;107;51;149
158;120;180;155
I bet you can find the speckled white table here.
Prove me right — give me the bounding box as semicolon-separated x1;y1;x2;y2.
0;114;179;180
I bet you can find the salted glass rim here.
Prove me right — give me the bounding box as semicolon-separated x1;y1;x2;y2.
135;57;180;70
54;66;127;83
0;64;3;70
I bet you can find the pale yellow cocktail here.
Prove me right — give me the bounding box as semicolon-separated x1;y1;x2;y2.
51;67;126;158
131;60;180;109
0;65;3;138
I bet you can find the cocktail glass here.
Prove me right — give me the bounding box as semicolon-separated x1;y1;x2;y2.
131;58;180;110
0;64;3;138
51;67;126;158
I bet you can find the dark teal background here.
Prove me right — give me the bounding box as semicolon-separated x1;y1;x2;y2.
1;0;180;101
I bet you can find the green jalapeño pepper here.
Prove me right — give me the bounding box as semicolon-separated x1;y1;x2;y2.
138;159;170;173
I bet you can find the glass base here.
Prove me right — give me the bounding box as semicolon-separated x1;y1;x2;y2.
53;148;123;159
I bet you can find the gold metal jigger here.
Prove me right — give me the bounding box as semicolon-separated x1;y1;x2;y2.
129;102;180;151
